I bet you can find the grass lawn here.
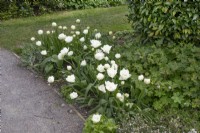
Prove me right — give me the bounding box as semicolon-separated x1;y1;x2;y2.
0;6;131;52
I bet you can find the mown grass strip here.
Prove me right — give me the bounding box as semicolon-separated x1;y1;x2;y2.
0;6;131;51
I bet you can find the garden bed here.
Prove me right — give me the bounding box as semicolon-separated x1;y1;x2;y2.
20;19;200;132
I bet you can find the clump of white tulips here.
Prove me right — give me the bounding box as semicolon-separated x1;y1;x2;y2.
28;19;152;120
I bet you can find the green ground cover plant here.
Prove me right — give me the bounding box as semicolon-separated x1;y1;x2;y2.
116;41;200;110
83;114;117;133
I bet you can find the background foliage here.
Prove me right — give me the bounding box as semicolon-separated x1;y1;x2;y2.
0;0;125;20
127;0;200;44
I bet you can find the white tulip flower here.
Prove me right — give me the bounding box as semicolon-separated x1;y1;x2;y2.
98;84;106;93
76;19;80;23
58;47;69;60
138;75;144;81
38;30;43;35
119;68;131;80
111;60;115;64
81;60;87;66
73;34;76;38
121;81;125;85
116;93;122;98
70;92;78;99
41;50;47;55
63;26;67;30
116;93;124;102
36;41;42;46
101;45;112;54
115;53;121;59
92;114;101;123
96;73;104;80
60;47;69;55
83;29;88;34
58;26;62;29
46;31;50;34
109;31;113;35
65;36;73;43
68;51;73;56
111;63;118;70
71;25;76;30
52;22;57;27
124;93;129;98
83;45;87;50
48;76;54;83
107;67;117;78
105;81;118;92
66;74;75;83
87;26;90;29
144;78;151;84
104;56;109;61
94;51;105;61
104;64;110;69
31;37;35;41
75;31;80;35
58;33;66;40
189;129;197;133
67;65;72;71
95;32;101;39
58;53;64;60
90;39;102;48
80;37;85;42
97;64;105;72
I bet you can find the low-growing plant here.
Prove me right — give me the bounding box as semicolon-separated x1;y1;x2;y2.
114;41;200;110
83;114;117;133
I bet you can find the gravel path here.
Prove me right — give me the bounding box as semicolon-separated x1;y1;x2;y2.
0;49;84;133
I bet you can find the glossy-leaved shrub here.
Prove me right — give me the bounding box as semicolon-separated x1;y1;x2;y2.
127;0;200;45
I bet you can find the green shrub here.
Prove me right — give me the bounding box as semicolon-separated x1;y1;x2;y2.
127;0;200;44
